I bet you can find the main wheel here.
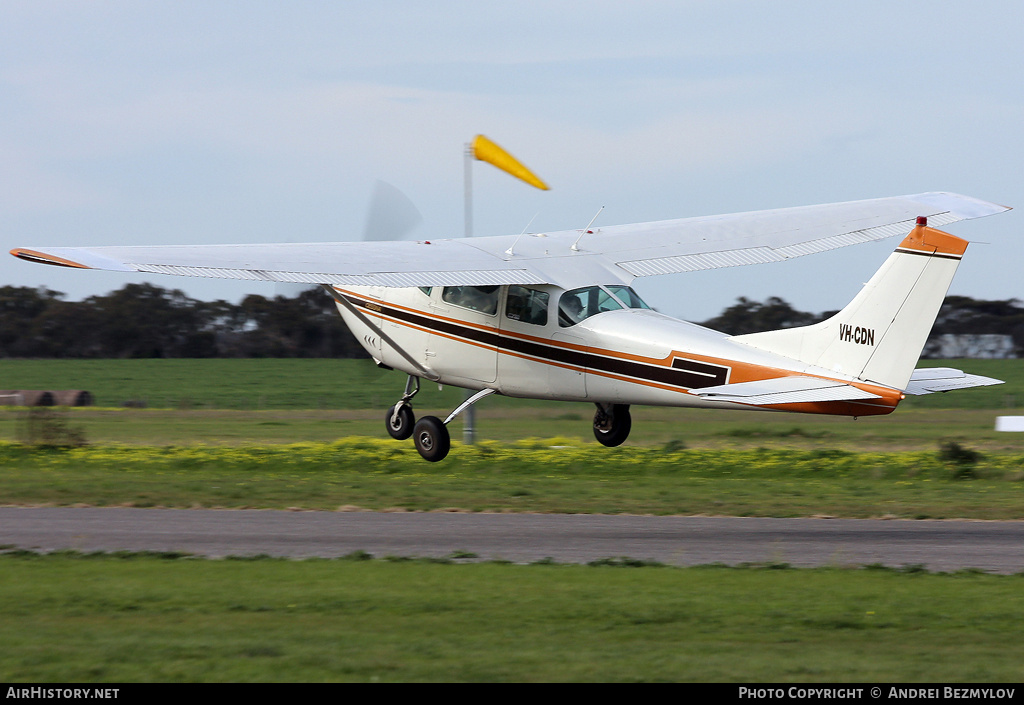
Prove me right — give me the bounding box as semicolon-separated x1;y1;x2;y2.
385;404;415;440
413;416;450;462
593;404;631;447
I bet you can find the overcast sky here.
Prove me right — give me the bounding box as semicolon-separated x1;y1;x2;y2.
2;1;1021;322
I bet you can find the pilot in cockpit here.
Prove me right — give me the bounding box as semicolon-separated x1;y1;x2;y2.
559;294;584;326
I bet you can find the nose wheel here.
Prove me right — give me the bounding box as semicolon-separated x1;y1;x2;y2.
384;375;421;440
385;404;415;440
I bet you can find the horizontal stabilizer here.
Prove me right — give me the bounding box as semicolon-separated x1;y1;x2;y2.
904;367;1004;395
695;376;881;406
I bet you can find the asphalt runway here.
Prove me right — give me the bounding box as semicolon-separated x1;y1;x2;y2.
1;507;1022;573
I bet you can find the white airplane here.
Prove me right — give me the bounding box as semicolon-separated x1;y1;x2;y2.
11;191;1010;461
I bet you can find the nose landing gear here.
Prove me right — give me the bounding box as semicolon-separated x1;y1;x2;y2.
385;376;420;440
386;404;415;440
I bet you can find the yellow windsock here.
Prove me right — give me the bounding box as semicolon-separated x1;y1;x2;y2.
471;135;549;191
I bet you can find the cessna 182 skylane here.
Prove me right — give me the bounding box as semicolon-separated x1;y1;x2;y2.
11;191;1010;461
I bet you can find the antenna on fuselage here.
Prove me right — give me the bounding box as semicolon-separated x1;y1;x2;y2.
571;206;604;252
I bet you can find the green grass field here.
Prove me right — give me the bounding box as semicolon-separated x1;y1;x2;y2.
3;358;1024;454
2;553;1022;682
2;358;458;410
3;357;1023;411
1;358;1022;518
2;358;1023;682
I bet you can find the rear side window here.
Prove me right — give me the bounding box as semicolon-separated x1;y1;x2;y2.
441;285;499;315
505;286;549;326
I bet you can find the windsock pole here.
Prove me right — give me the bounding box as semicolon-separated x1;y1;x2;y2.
461;135;549;444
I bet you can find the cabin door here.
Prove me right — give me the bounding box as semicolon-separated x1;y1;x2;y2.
426;285;499;386
498;285;587;400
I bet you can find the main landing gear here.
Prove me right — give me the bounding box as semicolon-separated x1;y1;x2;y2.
385;375;495;462
386;377;631;460
593;403;631;447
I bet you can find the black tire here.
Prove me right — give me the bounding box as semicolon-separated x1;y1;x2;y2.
593;404;631;447
385;404;415;440
413;416;450;462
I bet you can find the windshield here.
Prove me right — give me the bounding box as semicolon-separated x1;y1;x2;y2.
605;285;651;310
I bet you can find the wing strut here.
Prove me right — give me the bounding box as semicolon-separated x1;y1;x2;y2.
321;285;440;381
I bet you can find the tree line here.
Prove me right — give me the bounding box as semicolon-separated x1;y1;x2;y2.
700;295;1024;356
0;284;366;359
1;284;1021;358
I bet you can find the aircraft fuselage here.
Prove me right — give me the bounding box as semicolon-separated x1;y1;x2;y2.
332;283;902;417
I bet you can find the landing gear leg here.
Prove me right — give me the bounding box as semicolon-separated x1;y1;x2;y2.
593;403;631;447
409;388;496;462
385;376;420;440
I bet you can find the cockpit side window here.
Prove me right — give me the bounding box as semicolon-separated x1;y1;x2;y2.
441;285;499;315
505;286;549;326
558;286;623;327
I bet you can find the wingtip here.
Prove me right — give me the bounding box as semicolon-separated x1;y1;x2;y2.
10;248;92;269
912;192;1012;219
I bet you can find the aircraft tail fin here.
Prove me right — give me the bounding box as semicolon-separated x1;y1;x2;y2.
733;218;967;391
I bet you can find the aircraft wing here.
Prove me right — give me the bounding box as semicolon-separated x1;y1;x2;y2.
10;239;549;289
903;367;1004;395
11;192;1008;290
